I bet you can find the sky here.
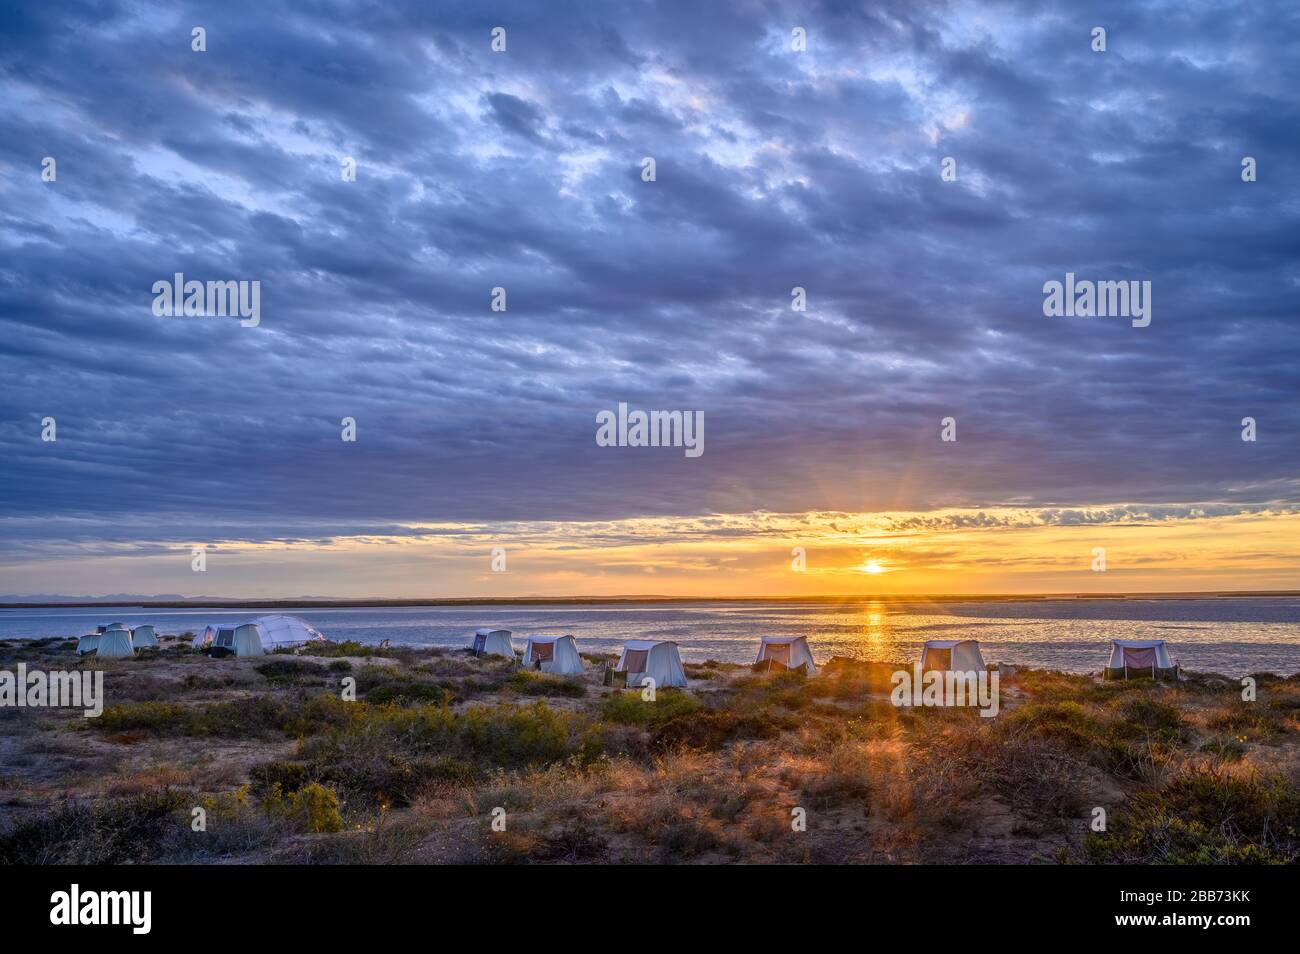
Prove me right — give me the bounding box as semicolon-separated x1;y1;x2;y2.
1;0;1298;599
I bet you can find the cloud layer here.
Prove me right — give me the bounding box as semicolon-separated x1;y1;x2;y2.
1;1;1297;588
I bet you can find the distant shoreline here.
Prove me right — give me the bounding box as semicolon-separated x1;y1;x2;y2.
3;590;1299;610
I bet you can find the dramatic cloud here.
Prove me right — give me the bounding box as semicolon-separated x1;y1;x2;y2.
1;0;1297;593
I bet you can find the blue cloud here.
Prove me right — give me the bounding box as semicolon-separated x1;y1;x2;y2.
0;0;1297;555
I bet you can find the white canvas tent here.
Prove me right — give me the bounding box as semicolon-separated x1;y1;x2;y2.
206;623;264;656
192;615;325;653
754;635;818;672
471;628;516;659
521;634;584;674
248;615;326;650
96;628;135;658
205;627;237;653
130;624;159;648
230;623;265;656
615;640;687;688
96;622;128;635
76;634;101;656
1105;639;1177;680
191;624;220;650
920;639;987;673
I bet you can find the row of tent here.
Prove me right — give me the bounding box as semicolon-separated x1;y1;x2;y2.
473;630;824;688
476;630;1178;683
472;628;689;687
909;637;1177;680
75;616;325;658
74;616;1178;683
76;623;158;658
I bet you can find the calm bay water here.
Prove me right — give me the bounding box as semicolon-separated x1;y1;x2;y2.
3;598;1299;675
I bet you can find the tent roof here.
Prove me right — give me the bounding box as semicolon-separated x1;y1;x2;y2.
922;639;980;649
523;634;572;644
475;628;510;637
623;639;674;651
1111;639;1167;649
759;635;805;645
250;615;326;643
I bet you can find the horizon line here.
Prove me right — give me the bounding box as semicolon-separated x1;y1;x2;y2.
4;589;1300;610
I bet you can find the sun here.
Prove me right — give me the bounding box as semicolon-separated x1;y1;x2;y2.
860;560;886;575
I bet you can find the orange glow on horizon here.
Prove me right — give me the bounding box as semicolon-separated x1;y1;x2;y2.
14;506;1300;599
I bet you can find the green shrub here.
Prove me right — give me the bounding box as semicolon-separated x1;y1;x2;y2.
1085;767;1300;864
998;699;1179;780
264;782;343;833
95;697;297;739
1110;696;1186;743
506;670;586;698
189;697;295;738
343;665;455;705
651;709;792;751
600;689;701;727
1206;704;1288;742
299;640;404;658
255;659;328;684
95;701;188;734
253;753;477;809
1001;701;1106;751
299;700;591;775
250;760;314;795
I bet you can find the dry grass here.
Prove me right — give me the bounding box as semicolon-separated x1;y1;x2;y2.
1;637;1298;863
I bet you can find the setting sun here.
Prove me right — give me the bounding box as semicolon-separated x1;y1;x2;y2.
861;560;887;575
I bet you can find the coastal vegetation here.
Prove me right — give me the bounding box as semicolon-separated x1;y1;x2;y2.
1;637;1297;864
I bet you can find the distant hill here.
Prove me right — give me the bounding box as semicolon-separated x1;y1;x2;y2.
0;594;333;604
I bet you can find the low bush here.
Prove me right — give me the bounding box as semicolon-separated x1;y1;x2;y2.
262;781;344;833
252;753;477;809
95;697;298;739
0;789;190;864
1109;696;1186;744
94;701;188;734
298;640;406;659
255;659;329;685
600;689;701;727
652;709;793;751
1205;704;1289;742
355;667;456;705
506;670;586;698
1085;767;1300;863
298;700;595;779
